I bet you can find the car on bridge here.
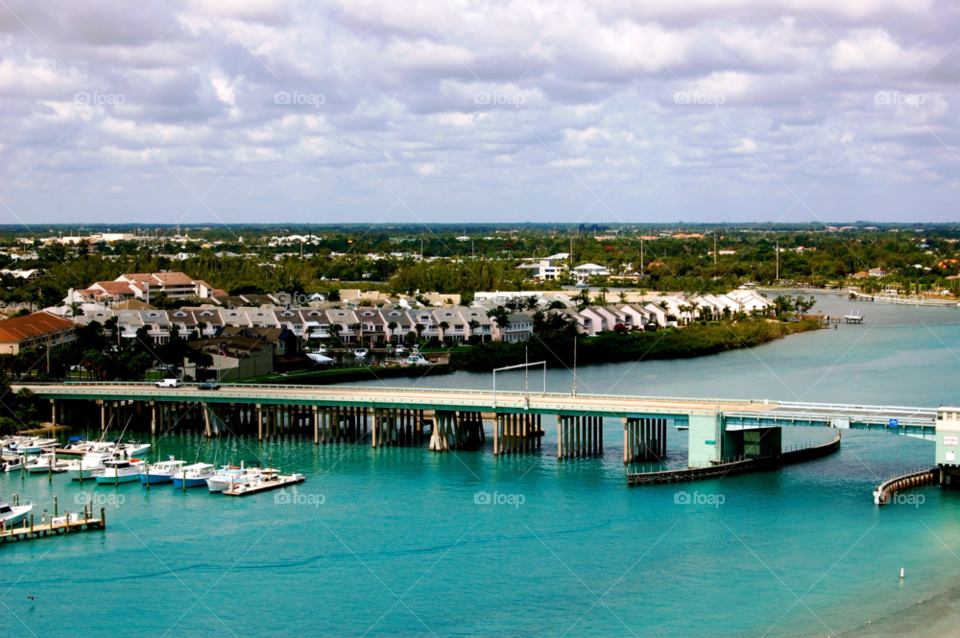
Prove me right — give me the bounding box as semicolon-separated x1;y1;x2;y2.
155;378;183;388
197;381;221;391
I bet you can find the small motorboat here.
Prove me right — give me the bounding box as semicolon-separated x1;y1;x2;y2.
94;458;145;484
353;348;369;358
0;496;32;527
394;345;407;355
172;463;215;488
66;453;110;480
25;453;68;474
111;439;151;457
7;437;58;455
1;456;24;472
140;457;186;485
404;354;430;366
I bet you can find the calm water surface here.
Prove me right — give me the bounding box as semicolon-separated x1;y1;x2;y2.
4;294;960;637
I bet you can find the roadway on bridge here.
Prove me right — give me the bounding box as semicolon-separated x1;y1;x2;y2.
17;383;775;417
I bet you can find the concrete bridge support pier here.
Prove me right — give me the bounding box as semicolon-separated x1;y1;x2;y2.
494;413;539;455
623;418;667;464
558;415;602;459
432;410;485;452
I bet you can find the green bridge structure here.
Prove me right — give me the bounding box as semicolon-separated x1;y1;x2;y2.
14;383;960;484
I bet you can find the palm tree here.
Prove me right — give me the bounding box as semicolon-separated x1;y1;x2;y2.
523;296;538;311
598;286;609;303
330;323;343;345
468;319;480;337
387;321;398;343
438;321;450;344
414;323;425;344
349;323;361;344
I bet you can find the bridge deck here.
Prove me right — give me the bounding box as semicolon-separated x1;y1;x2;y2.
16;383;772;419
16;384;939;432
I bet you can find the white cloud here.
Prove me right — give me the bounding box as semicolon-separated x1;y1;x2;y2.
0;0;957;222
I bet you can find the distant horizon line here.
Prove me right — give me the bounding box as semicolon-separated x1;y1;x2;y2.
0;222;956;230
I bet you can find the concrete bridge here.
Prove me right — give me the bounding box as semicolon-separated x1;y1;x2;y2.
14;383;957;479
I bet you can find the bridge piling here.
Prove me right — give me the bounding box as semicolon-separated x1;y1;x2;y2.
557;415;602;459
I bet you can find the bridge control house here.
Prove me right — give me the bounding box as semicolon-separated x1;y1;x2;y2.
937;407;960;486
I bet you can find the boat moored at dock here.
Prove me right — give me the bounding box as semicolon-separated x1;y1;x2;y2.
140;457;186;485
172;463;215;488
94;459;145;484
0;495;32;526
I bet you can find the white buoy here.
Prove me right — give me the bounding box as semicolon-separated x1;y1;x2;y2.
900;568;905;579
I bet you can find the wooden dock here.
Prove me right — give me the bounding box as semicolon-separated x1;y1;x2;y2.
1;507;105;543
223;473;305;496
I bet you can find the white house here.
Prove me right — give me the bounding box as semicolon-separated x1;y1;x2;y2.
571;263;610;282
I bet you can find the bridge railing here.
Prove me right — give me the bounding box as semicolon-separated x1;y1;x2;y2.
29;381;770;407
774;401;937;415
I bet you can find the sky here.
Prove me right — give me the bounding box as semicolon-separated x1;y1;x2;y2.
1;0;959;227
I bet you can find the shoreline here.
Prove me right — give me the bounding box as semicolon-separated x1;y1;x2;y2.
836;582;960;638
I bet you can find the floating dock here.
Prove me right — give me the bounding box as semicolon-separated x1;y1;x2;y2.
223;473;305;496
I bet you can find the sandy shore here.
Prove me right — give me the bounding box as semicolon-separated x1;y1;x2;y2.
836;584;960;638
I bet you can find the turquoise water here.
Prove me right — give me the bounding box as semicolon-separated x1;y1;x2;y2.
4;295;960;637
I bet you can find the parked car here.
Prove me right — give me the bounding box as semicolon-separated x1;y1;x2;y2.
198;381;221;391
155;378;183;388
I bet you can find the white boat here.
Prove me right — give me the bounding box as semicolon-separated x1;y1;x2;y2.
172;463;215;488
25;453;68;474
353;348;369;358
394;345;407;355
0;496;32;527
140;457;185;485
1;456;24;472
66;453;111;480
206;463;262;493
94;458;145;484
6;437;58;455
111;440;151;457
404;354;430;365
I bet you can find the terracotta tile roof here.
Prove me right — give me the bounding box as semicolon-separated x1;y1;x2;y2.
0;312;75;343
